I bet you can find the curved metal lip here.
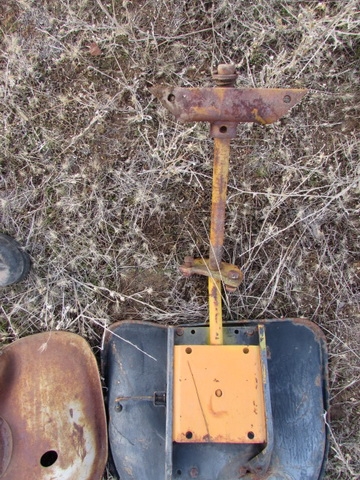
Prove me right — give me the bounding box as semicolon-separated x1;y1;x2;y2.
0;416;13;478
0;233;31;287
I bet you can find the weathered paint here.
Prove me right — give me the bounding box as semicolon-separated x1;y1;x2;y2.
208;277;223;345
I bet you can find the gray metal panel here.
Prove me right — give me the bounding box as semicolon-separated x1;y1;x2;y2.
103;322;168;480
264;319;328;479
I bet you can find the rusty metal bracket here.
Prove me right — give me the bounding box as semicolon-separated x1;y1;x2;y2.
150;86;307;136
179;256;243;291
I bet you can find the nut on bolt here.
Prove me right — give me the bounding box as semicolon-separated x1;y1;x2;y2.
189;466;199;478
228;269;240;280
212;63;238;87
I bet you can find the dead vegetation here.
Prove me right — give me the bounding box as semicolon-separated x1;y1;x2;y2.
0;0;359;478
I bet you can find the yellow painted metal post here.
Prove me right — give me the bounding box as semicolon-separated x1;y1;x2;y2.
208;138;231;345
208;277;223;344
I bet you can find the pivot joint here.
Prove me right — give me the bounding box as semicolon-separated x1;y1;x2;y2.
180;257;243;291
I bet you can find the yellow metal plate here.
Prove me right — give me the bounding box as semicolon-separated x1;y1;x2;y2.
173;345;266;444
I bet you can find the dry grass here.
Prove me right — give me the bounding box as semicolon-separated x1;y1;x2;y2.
1;0;359;478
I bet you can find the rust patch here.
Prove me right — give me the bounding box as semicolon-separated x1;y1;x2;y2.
210;284;219;305
71;422;87;461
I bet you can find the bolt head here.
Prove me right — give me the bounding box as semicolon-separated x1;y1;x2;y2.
176;327;184;336
189;467;199;478
228;270;240;279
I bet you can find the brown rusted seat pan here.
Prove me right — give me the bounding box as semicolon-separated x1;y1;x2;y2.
150;86;307;125
0;332;107;479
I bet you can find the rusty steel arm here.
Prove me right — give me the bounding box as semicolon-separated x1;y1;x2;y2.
151;64;307;345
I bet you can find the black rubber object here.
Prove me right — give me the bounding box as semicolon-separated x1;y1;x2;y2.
0;234;31;287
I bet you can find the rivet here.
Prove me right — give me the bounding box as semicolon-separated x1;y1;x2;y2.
189;466;199;478
228;270;240;279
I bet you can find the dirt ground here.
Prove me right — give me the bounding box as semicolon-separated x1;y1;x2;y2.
1;0;359;478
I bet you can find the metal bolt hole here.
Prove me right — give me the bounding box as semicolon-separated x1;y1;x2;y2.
186;431;193;439
234;329;239;334
243;347;249;354
283;95;291;103
40;450;58;467
219;125;227;133
191;329;196;334
168;94;175;102
247;431;255;440
185;347;192;354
